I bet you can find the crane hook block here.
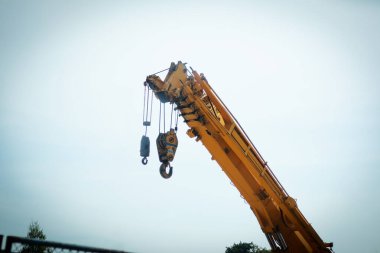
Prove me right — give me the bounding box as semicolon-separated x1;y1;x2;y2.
140;135;150;165
156;129;178;164
160;163;173;179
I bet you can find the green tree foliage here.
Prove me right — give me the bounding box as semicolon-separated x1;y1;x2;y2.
26;221;46;240
225;241;271;253
21;221;51;253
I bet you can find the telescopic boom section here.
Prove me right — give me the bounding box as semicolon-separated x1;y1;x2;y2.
145;61;333;253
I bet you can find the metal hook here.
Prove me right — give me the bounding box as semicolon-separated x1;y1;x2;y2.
159;163;173;179
142;157;148;165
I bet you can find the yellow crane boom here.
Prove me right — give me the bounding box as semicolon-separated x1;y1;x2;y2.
143;61;333;253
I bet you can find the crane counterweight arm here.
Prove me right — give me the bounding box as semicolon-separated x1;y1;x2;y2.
142;61;333;253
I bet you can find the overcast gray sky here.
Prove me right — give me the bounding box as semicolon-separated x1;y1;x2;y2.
1;1;379;253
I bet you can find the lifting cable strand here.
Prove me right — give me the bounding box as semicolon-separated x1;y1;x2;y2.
175;109;179;131
145;87;150;123
149;89;154;123
170;103;174;129
163;103;166;132
159;102;162;133
143;86;149;136
143;85;147;124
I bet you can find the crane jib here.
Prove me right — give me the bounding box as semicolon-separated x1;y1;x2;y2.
140;61;333;253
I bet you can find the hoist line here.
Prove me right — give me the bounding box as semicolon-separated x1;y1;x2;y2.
163;103;166;132
143;86;149;136
149;89;154;123
145;87;150;123
159;102;162;133
143;85;146;124
175;109;179;131
170;103;174;129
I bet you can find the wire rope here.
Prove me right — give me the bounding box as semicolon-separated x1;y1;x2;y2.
149;89;154;123
143;85;146;123
159;102;162;133
163;102;166;132
170;103;174;129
